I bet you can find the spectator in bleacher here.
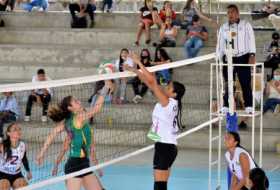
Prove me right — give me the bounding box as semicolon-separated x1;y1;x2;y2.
184;15;208;58
135;0;158;46
263;69;280;114
181;0;216;29
132;49;152;104
152;47;172;85
0;92;19;142
113;48;134;104
159;1;176;24
21;0;48;12
24;69;52;123
264;32;280;79
69;0;95;28
0;0;15;11
102;0;112;13
154;17;177;47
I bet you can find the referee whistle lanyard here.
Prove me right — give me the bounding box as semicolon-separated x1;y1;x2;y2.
226;31;235;116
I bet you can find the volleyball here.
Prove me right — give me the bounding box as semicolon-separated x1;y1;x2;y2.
97;61;115;74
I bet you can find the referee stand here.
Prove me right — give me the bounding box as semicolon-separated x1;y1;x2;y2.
208;34;265;190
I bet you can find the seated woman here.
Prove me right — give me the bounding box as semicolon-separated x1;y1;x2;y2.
159;1;177;25
263;69;280;114
135;0;159;46
132;49;152;104
264;32;280;78
152;48;172;85
156;17;177;47
225;132;257;190
0;123;32;190
114;48;134;104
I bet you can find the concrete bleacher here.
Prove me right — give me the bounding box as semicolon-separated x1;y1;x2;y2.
0;8;279;152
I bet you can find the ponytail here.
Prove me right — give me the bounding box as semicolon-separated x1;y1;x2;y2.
48;96;72;122
172;81;186;130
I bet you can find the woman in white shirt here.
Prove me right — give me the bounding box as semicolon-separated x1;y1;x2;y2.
114;48;134;104
225;132;256;190
126;53;185;190
0;123;32;190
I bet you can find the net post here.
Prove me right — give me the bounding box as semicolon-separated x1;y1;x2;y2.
259;63;264;167
209;63;214;190
252;64;257;158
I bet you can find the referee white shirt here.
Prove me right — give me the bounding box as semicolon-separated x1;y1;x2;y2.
216;20;256;60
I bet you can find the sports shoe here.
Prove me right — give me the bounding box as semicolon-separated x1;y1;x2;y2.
41;116;48;122
24;116;30;122
132;95;142;104
221;107;229;114
245;107;253;114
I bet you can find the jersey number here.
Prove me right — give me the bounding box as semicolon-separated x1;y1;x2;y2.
10;156;19;165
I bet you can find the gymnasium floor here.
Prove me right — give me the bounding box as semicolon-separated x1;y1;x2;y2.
29;149;280;190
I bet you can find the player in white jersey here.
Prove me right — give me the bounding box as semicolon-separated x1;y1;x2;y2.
224;132;257;190
0;123;32;190
126;53;185;190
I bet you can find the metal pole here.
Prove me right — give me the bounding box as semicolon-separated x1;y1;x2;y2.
259;63;264;167
252;64;256;158
209;63;214;190
217;113;222;189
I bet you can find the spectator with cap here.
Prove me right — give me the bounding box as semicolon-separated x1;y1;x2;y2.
184;15;208;58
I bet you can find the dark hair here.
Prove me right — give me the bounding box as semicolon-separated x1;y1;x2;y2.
184;0;194;11
3;123;17;161
250;168;268;190
37;69;45;75
163;1;170;9
172;81;186;130
48;96;73;122
140;49;151;65
227;131;241;147
272;32;280;40
227;4;239;12
119;48;129;72
192;14;200;23
154;47;171;62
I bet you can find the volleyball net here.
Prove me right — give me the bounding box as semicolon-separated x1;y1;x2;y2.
0;53;219;190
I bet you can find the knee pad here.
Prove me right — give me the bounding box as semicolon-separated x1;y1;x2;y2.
154;181;167;190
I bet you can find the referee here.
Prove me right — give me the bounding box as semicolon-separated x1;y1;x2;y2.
216;4;256;117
